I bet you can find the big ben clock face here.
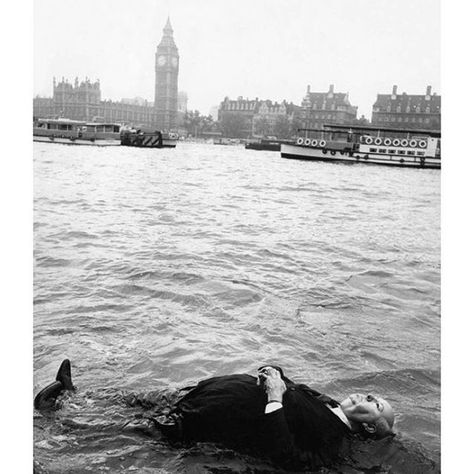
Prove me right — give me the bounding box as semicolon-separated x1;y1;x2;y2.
158;55;166;66
171;57;178;67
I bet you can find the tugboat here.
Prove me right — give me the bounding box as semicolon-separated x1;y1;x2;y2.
120;129;178;148
281;124;441;169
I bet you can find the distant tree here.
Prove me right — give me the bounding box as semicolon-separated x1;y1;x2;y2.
201;114;216;134
184;110;202;137
273;115;292;139
183;111;219;137
253;116;272;137
220;113;247;138
290;116;303;138
353;115;370;126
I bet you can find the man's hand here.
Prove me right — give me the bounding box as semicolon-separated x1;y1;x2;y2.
257;366;287;403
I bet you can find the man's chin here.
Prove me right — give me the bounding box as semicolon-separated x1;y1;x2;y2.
339;397;352;411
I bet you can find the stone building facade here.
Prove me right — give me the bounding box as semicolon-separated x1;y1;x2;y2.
371;85;441;131
300;84;358;130
33;18;180;131
33;78;159;127
218;96;259;137
218;96;300;138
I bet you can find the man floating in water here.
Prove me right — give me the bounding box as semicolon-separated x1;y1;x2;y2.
35;359;397;471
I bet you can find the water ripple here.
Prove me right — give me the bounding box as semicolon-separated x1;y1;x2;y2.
34;142;440;472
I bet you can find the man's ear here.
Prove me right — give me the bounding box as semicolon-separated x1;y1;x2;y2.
362;422;377;434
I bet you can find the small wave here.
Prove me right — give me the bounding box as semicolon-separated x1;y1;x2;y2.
68;303;134;314
35;256;71;267
45;328;76;336
325;367;440;394
49;230;99;240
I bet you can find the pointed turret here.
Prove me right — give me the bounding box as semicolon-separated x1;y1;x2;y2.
164;16;173;35
157;16;177;49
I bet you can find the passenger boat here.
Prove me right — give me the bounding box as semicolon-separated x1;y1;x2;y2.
33;118;121;146
120;130;178;148
281;124;441;169
33;118;178;148
245;138;294;152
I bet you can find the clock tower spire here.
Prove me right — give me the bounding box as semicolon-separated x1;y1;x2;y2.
154;17;179;130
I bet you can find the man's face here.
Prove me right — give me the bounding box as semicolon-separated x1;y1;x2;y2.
339;393;393;425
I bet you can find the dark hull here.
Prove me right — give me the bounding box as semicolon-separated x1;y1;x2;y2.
281;152;440;169
245;142;281;151
281;144;440;169
120;133;177;148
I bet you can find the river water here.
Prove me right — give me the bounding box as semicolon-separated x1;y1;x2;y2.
33;141;440;473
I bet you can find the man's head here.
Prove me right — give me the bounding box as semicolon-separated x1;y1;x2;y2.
339;393;394;439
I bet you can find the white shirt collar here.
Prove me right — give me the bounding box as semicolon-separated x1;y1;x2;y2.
329;405;352;429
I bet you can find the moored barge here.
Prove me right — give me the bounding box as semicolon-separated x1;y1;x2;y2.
34;118;122;146
281;124;441;169
33;118;178;148
245;138;294;152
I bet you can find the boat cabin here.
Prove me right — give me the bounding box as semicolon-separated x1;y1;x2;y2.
296;123;441;158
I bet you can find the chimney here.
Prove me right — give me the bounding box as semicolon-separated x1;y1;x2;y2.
392;85;398;95
307;84;311;93
426;85;432;96
329;84;334;93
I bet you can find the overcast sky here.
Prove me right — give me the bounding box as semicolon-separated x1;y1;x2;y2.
34;0;440;118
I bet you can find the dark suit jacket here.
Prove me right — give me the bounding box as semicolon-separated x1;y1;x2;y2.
173;372;350;470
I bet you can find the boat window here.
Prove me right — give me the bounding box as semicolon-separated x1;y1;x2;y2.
378;149;386;153
388;149;396;154
416;152;425;156
369;148;377;152
398;150;406;155
407;151;415;156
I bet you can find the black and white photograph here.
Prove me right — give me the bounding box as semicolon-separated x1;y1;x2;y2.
6;0;469;472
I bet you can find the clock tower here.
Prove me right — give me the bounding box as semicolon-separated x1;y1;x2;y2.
154;17;179;130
